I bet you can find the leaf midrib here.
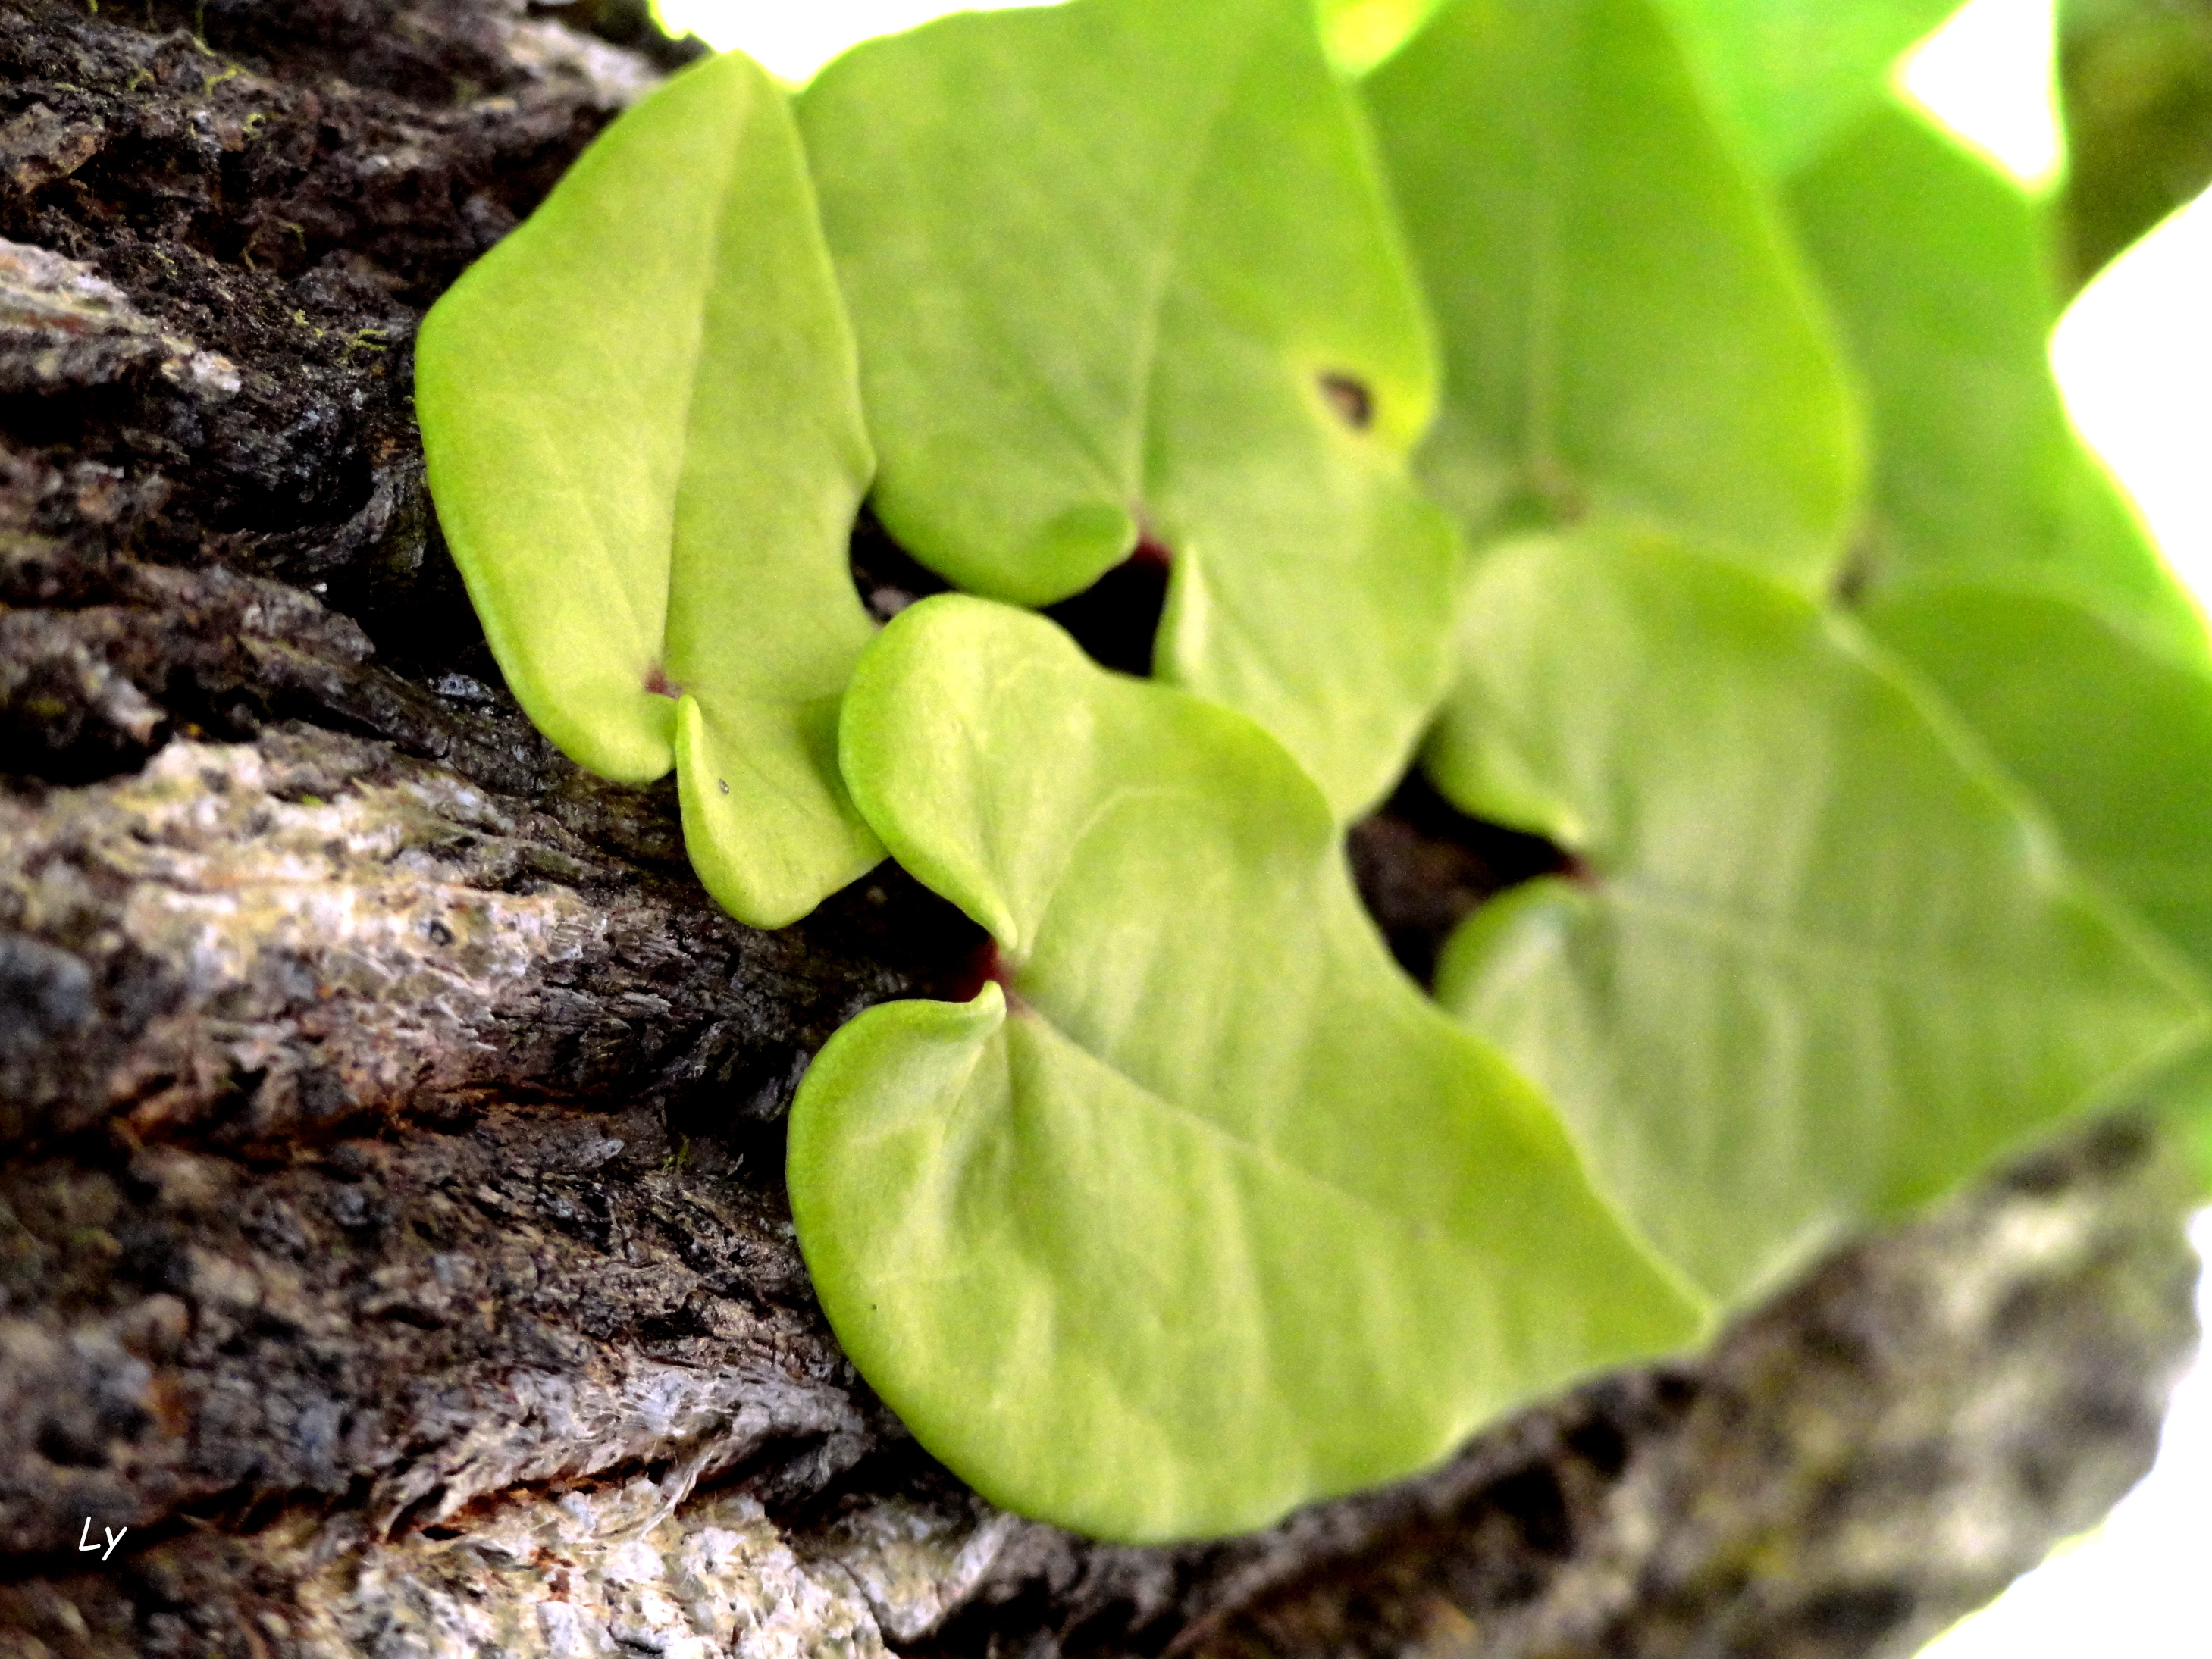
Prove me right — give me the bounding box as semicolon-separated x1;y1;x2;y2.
1007;997;1502;1270
659;85;756;689
1122;14;1270;508
1517;4;1579;493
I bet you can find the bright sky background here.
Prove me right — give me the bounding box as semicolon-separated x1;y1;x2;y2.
658;2;2211;1654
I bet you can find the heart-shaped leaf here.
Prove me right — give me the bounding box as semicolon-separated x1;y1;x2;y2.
1364;0;1862;587
1652;0;1960;179
416;51;883;928
1786;102;2211;668
1428;532;2204;1302
796;0;1459;820
1779;105;2212;1197
790;595;1703;1543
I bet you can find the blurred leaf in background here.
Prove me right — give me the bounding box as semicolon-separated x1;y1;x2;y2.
1658;0;1962;174
2061;0;2212;286
1366;0;1862;587
1427;531;2204;1300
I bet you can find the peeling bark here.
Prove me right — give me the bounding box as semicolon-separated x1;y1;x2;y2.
0;3;2200;1657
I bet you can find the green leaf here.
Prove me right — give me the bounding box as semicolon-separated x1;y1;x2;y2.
1428;532;2204;1302
1864;581;2212;979
797;0;1459;820
1365;0;1863;587
416;52;883;928
1787;101;2212;668
1652;0;1960;179
2186;1097;2212;1198
791;594;1703;1543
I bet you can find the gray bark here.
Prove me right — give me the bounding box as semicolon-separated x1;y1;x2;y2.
0;4;2199;1656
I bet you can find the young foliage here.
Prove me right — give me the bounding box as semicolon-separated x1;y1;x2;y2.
797;0;1458;819
415;52;883;928
1364;0;1862;587
1787;102;2210;666
414;0;2212;1546
1858;585;2212;1196
1782;102;2212;1178
791;596;1703;1543
1427;532;2206;1301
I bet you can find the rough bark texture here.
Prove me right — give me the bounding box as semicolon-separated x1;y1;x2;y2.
0;4;2201;1657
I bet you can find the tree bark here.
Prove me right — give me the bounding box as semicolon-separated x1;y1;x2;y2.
0;4;2199;1656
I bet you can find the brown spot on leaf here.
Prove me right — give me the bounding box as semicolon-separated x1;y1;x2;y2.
1320;372;1374;430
